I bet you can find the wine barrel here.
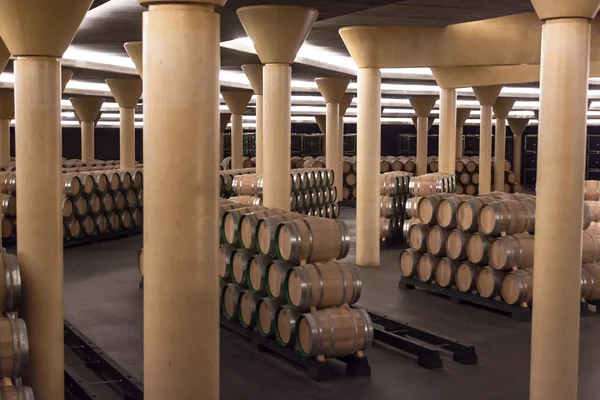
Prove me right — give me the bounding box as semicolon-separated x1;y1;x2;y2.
65;218;81;239
228;195;262;206
465;184;476;196
79;215;96;236
584;180;600;201
232;249;253;286
100;193;114;212
247;255;270;293
0;386;34;399
296;306;373;358
581;263;600;301
446;230;471;261
222;205;265;245
345;173;356;187
501;268;534;304
455;185;465;195
239;290;263;329
399;249;421;278
459;172;470;185
219;201;250;219
256;297;283;337
582;231;600;264
407;223;429;252
583;202;592;230
232;174;263;196
256;213;305;258
265;260;292;300
456;262;480;292
105;171;121;192
467;232;492;265
380;217;392;240
72;196;88;218
113;191;126;211
380;159;391;173
62;173;81;196
285;261;361;309
1;173;16;194
471;173;479;185
78;173;95;195
426;226;448;257
219;245;236;281
276;305;302;347
456;196;496;232
0;195;15;217
437;195;471;229
131;209;143;227
0;317;28;378
62;197;73;219
402;157;416;173
1;219;13;239
119;171;132;190
276;218;350;264
435;257;458;288
119;210;133;229
417;253;439;283
489;233;534;270
130;169;143;189
304;159;324;169
0;254;21;313
125;190;138;209
455;159;465;173
221;283;241;320
476;266;506;298
138;248;144;277
95;214;109;233
417;194;451;226
405;197;419;218
106;211;121;232
86;193;102;215
479;199;536;235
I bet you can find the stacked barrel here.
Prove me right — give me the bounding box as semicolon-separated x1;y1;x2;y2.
455;157;521;195
218;199;373;359
228;169;339;218
400;191;600;307
0;161;143;243
0;248;34;397
221;156;256;171
220;168;257;198
380;171;412;241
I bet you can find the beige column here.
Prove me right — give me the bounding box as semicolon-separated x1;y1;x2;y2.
70;97;104;162
315;77;351;197
0;89;14;167
529;1;600;399
339;93;354;139
219;113;231;164
455;108;471;158
61;68;73;93
0;1;92;398
141;0;223;398
237;5;318;211
472;85;503;194
124;41;143;78
492;97;516;191
507;118;529;184
106;78;143;169
222;91;253;169
438;88;457;174
409;95;438;176
356;68;381;266
242;65;264;174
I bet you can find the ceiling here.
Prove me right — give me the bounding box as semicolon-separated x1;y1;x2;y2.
4;0;600;128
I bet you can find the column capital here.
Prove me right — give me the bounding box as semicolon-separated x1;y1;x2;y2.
315;77;351;104
339;93;355;117
507;118;529;135
0;89;14;120
70;97;104;122
125;41;143;79
531;0;600;20
237;5;318;64
106;78;143;108
315;115;326;133
412;116;436;130
220;113;231;133
493;97;517;119
222;91;253;115
473;85;503;107
242;64;263;95
408;95;437;118
62;68;73;93
456;108;472;127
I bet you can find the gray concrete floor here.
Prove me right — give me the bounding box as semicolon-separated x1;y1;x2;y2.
60;208;600;400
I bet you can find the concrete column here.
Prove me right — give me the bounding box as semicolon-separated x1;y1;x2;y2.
61;68;73;93
141;0;223;398
529;1;600;398
0;89;14;167
356;68;381;266
125;41;144;78
507;118;529;184
222;91;253;169
0;1;92;398
438;88;457;174
70;97;104;162
237;5;318;211
492;97;516;191
242;65;264;174
106;78;143;169
339;93;354;140
409;95;438;176
219;113;231;164
315;77;351;198
472;85;503;194
455;108;471;158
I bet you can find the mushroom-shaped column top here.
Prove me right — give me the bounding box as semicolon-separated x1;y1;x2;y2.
456;108;472;127
339;93;355;117
531;0;600;20
242;64;263;95
408;95;438;118
106;78;143;108
237;5;318;65
493;97;517;119
140;0;226;5
62;68;74;93
431;65;540;89
472;85;503;107
315;77;351;104
0;0;93;57
222;91;253;115
0;40;10;74
125;41;143;79
315;115;326;133
508;118;530;135
70;97;104;122
220;113;232;133
0;89;14;120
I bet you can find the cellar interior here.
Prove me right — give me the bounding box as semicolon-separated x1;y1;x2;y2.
0;1;598;400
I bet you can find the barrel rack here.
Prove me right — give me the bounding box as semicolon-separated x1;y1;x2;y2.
64;320;144;400
220;315;371;381
3;227;142;249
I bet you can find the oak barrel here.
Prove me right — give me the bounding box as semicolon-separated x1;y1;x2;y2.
0;317;28;378
417;253;439;283
476;266;506;298
435;257;458;288
221;283;241;320
275;305;303;347
222;205;265;245
256;213;305;258
489;233;534;270
219;245;236;281
78;173;95;195
399;249;421;278
265;260;292;300
65;218;81;239
239;290;263;328
86;193;101;215
62;197;73;219
479;199;536;235
426;226;448;257
79;215;96;236
446;230;471;261
407;223;429;252
72;196;88;218
0;254;21;313
106;211;121;232
100;193;114;212
232;249;253;286
417;194;453;226
256;297;283;338
501;268;534;304
248;255;270;293
581;263;600;301
0;196;15;217
62;173;81;196
456;196;496;232
239;209;288;250
437;195;471;229
456;262;480;292
466;232;491;265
